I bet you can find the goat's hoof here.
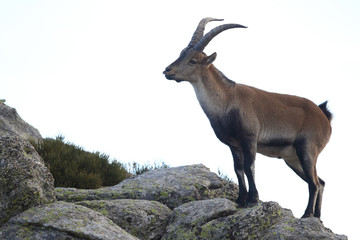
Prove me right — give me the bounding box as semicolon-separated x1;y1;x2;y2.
236;202;246;208
236;199;247;208
301;213;314;218
247;200;259;208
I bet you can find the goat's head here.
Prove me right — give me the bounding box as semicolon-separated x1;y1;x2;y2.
163;18;247;83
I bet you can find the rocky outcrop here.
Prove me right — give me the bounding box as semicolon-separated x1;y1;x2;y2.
53;164;346;240
0;132;56;226
55;164;239;208
0;102;42;141
0;146;347;239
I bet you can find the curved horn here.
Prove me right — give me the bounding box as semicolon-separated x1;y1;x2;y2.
193;23;247;52
188;18;224;48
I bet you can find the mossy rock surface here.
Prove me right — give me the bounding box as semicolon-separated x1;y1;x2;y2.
0;201;139;240
56;164;239;209
77;199;172;240
162;199;347;240
0;132;55;226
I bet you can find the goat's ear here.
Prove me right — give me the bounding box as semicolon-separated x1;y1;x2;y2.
206;52;217;65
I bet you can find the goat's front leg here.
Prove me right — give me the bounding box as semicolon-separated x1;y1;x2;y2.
243;143;259;207
231;147;247;207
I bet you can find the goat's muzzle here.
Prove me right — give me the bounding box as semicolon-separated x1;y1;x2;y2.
164;74;175;80
163;67;178;81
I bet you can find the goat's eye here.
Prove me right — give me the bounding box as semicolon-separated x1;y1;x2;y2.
189;59;196;65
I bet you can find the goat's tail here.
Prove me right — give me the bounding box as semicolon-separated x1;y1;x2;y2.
318;101;333;122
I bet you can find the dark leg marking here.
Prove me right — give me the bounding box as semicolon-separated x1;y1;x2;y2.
294;138;321;218
243;143;259;206
231;147;247;207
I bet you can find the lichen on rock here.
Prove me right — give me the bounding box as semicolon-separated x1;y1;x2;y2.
0;132;55;226
162;199;347;240
56;164;238;209
77;199;172;240
1;201;139;240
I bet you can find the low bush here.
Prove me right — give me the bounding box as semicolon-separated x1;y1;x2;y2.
31;135;130;189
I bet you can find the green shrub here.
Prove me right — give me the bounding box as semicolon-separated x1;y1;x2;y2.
30;135;130;189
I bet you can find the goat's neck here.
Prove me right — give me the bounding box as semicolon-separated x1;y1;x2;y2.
191;65;234;118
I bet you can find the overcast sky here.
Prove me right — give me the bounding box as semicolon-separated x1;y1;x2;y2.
1;0;359;238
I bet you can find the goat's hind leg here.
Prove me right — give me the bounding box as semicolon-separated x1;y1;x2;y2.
284;152;323;218
294;141;321;218
315;177;325;218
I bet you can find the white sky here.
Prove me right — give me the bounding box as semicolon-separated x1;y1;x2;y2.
1;0;359;238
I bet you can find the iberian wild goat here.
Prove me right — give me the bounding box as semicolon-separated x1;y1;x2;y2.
163;18;332;218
